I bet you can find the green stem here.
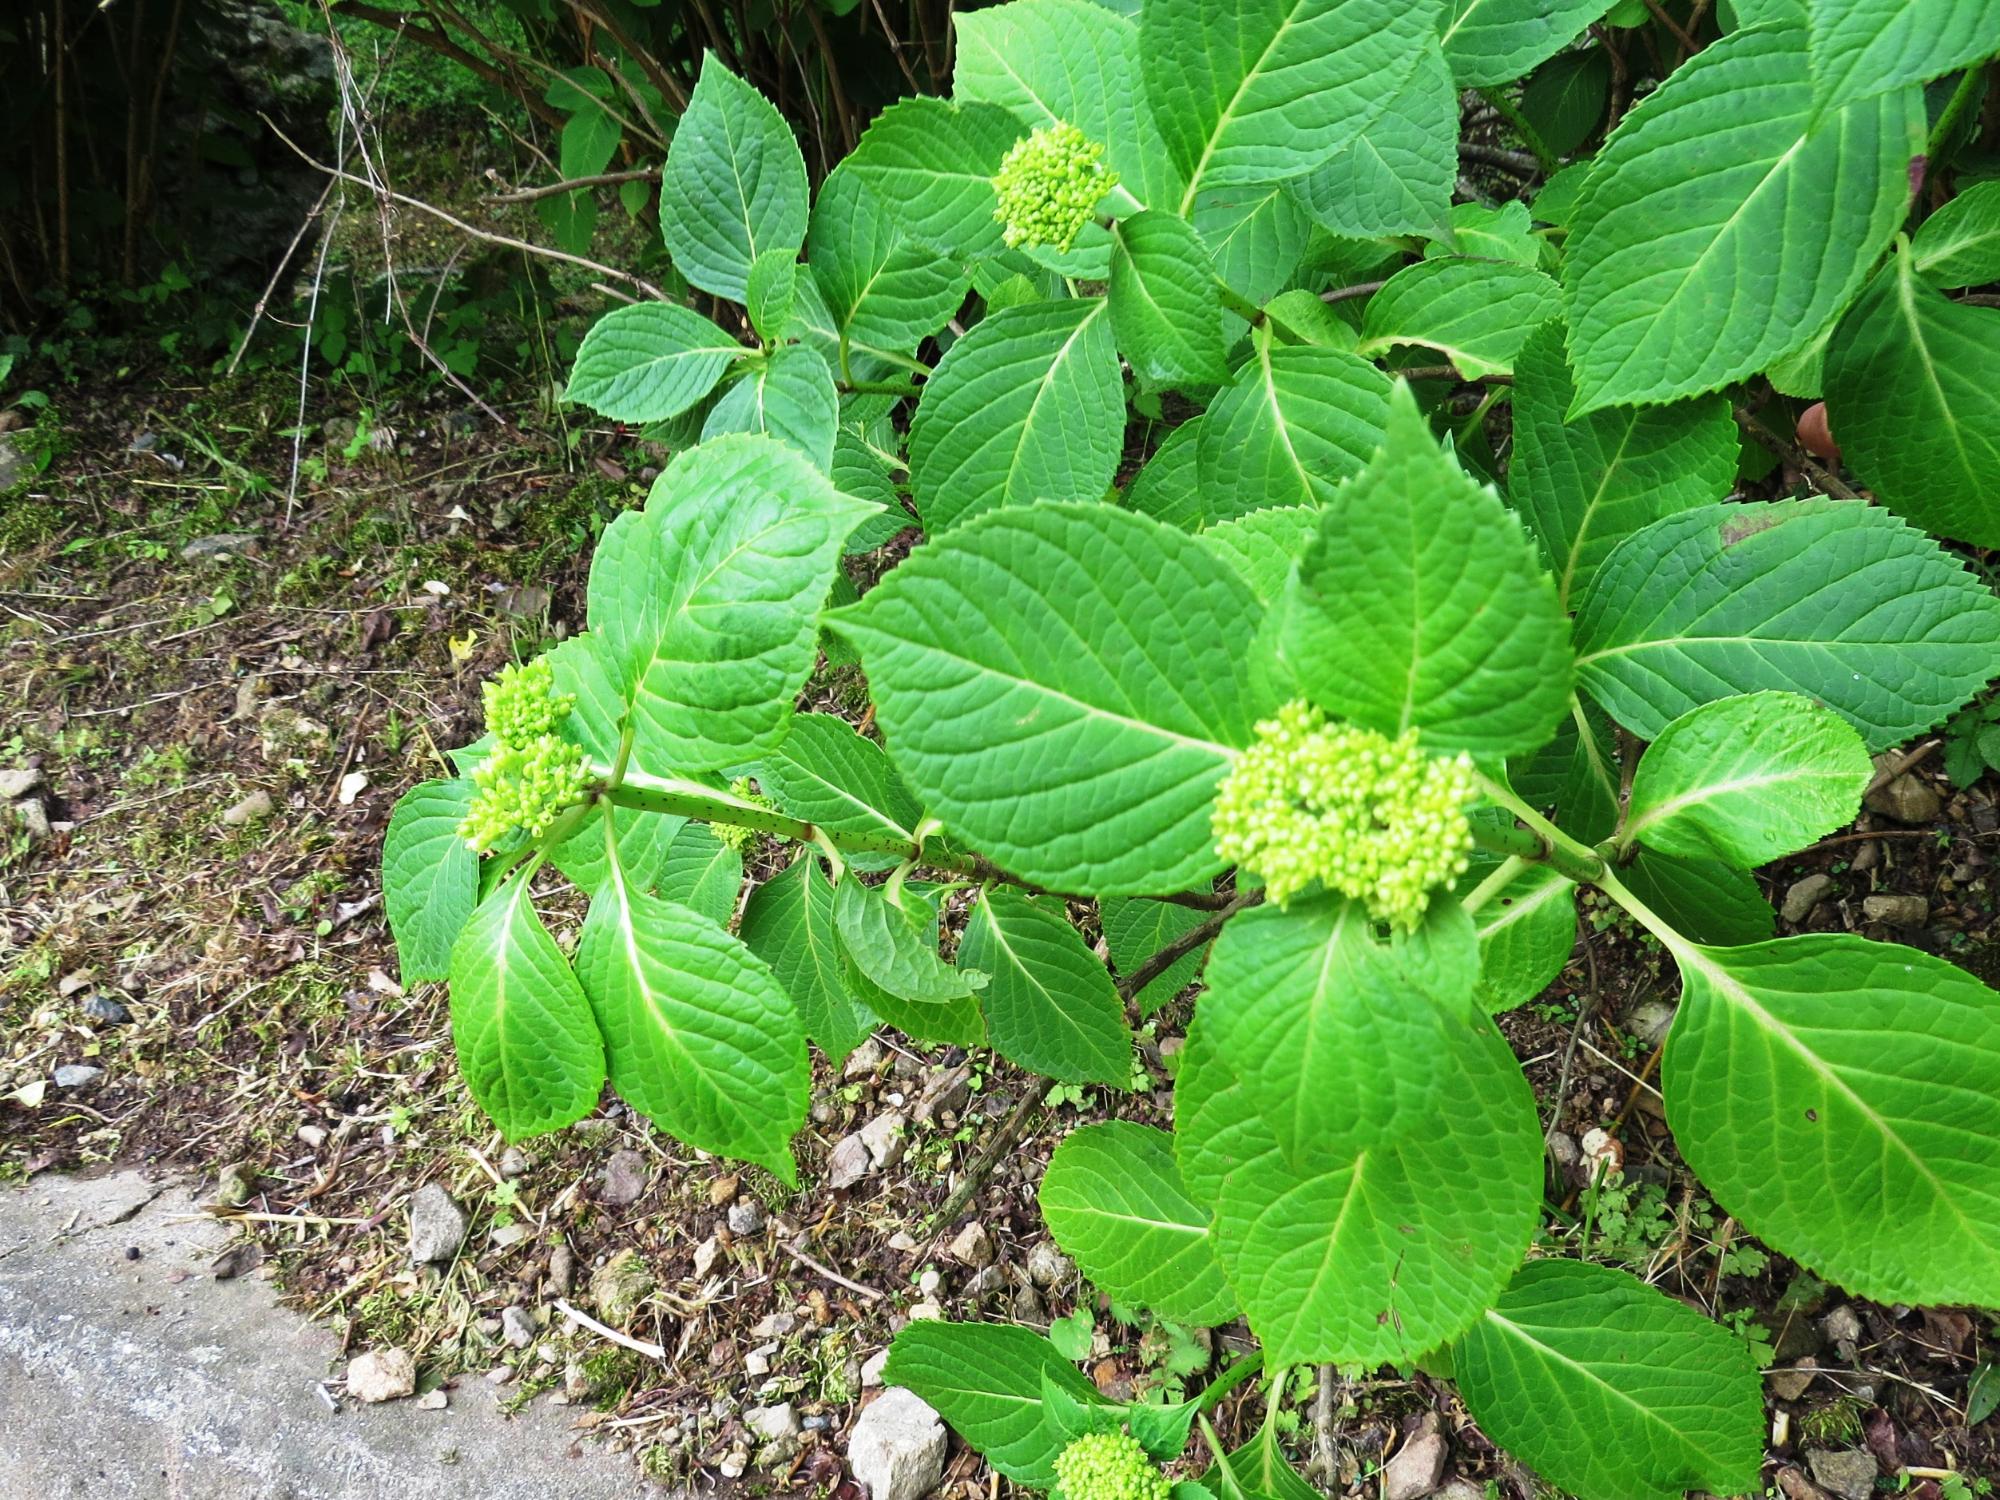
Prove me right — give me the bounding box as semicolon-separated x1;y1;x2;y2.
1591;862;1694;963
1460;854;1530;916
1476;85;1559;176
1193;1352;1264;1415
840;379;922;398
1213;276;1263;325
1473;775;1607;885
1927;61;1986;161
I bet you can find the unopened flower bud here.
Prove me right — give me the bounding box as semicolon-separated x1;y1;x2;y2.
992;122;1119;253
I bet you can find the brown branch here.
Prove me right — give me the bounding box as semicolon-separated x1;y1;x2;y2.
329;1;567;128
1115;891;1258;1004
1733;407;1860;500
1320;278;1387;304
486;167;659;204
928;1079;1055;1231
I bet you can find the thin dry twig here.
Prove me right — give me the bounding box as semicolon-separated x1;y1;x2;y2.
554;1297;668;1360
780;1240;886;1302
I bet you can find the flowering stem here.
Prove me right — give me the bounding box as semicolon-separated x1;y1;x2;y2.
1193;1351;1265;1415
1472;777;1607;885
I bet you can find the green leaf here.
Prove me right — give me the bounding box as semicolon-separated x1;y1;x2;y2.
739;854;875;1065
1622;692;1871;867
1508;321;1738;609
1179;897;1539;1366
755;713;922;858
560;101;621;179
449;874;606;1140
658;822;744;927
1454;1259;1765;1500
1142;0;1436;208
1124;420;1206;529
908;299;1124;534
1109;211;1229;391
1562;26;1923;411
1425;200;1541;267
1620;848;1774;946
884;1321;1105;1487
1437;0;1615;86
1823;253;2000;550
844;99;1024;262
1357;258;1561;378
564;302;744;423
702;344;839;468
1573;498;2000;751
808;165;970;357
833;878;986;1045
745;250;798;343
1196;342;1393;517
1520;47;1612;157
1806;0;2000;107
1192;185;1311;303
1102;897;1213;1015
659;54;809;300
1205;1427;1322;1500
588;435;875;772
1659;934;2000;1305
1471;862;1576;1013
1196;506;1318;607
1276;384;1574;757
828;502;1261;895
548;799;682;899
384;779;479;983
1509;701;1621;845
961;890;1130;1084
577;855;807;1184
1288;40;1455;239
1040;1121;1238;1325
1911;180;2000;288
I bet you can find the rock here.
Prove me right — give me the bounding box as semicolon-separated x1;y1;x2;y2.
212;1162;258;1206
1782;873;1837;923
914;1065;971;1124
966;1265;1005;1300
1011;1284;1046;1323
220;789;274;827
498;1147;529;1179
1861;893;1927;927
849;1388;949;1500
1380;1418;1448;1500
1623;999;1676;1049
948;1221;994;1269
600;1150;648;1207
1805;1448;1878;1500
0;766;43;801
1820;1304;1863;1359
1864;768;1940;825
53;1064;105;1090
718;1451;748;1479
746;1403;801;1442
751;1312;798;1339
745;1343;776;1377
15;798;51;841
414;1389;448;1411
692;1235;721;1280
828;1133;872;1189
346;1347;416;1403
860;1112;908;1169
81;995;131;1026
727;1199;767;1237
1432;1484;1484;1500
407;1184;468;1264
917;1269;944;1298
861;1349;890;1388
1769;1359;1818;1401
906;1299;944;1322
500;1306;535;1349
548;1243;576;1296
1026;1241;1073;1288
180;532;262;561
844;1037;885;1079
590;1249;654;1326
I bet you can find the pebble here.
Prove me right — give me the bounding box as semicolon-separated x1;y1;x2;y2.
751;1311;798;1339
843;1037;885;1079
1861;893;1927;927
1805;1448;1878;1500
1011;1284;1046;1323
1623;999;1676;1049
15;798;51;841
53;1064;104;1090
548;1243;576;1296
589;1248;655;1326
1380;1416;1447;1500
948;1221;994;1269
914;1065;971;1124
745;1403;801;1441
827;1133;872;1189
1820;1304;1863;1360
848;1388;948;1500
1768;1359;1818;1401
860;1112;908;1169
180;531;261;561
1026;1241;1072;1288
917;1269;944;1298
861;1349;891;1388
82;994;131;1026
498;1147;529;1179
692;1235;721;1280
500;1306;536;1349
0;767;43;801
220;789;274;827
718;1452;748;1480
346;1348;416;1403
1782;873;1837;923
414;1389;448;1411
726;1199;767;1236
213;1162;258;1206
1863;770;1940;825
408;1184;469;1264
600;1149;649;1207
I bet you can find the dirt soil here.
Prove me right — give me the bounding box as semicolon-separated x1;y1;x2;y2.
2;378;1997;1498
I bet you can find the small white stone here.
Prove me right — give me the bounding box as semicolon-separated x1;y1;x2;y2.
346;1347;416;1403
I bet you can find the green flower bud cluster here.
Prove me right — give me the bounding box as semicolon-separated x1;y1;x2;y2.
992;121;1119;253
1052;1431;1171;1500
459;657;590;854
1212;700;1477;929
714;776;775;854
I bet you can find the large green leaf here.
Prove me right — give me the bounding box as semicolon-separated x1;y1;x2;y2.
1437;0;1614;85
548;799;682;901
577;850;808;1184
754;713;923;858
739;854;876;1066
1178;898;1539;1366
844;98;1025;262
884;1322;1106;1487
1469;862;1575;1014
1196;342;1393;518
1275;385;1574;757
828;502;1261;895
1507;320;1738;608
1620;848;1773;946
1573;499;2000;750
1196;506;1318;608
1562;25;1922;411
1520;48;1612;157
1911;180;2000;289
1109;211;1229;391
1192;184;1311;303
564;302;744;423
1101;897;1214;1014
1040;1121;1238;1325
907;299;1124;534
658;822;744;927
1823;253;2000;550
1357;258;1561;378
1454;1260;1764;1500
833;878;986;1045
1621;692;1870;867
384;779;479;984
587;435;874;772
960;890;1130;1084
701;344;839;469
744;250;798;344
1142;0;1435;209
1806;0;2000;108
449;873;606;1140
1288;40;1455;239
1659;934;2000;1305
1123;419;1206;529
808;164;970;358
659;54;809;300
